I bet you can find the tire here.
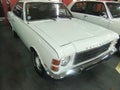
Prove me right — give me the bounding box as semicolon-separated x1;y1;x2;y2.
31;50;46;77
116;39;120;55
116;44;120;55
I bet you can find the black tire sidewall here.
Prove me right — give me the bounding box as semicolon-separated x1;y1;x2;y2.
116;39;120;55
31;51;45;77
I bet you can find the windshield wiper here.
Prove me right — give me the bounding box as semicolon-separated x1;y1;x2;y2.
44;17;57;21
49;18;56;21
113;14;120;18
58;16;73;20
67;16;73;20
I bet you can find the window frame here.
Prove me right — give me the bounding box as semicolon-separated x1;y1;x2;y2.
12;2;24;20
25;2;72;21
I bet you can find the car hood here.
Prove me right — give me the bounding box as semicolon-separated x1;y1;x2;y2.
109;18;120;34
112;18;120;22
28;18;114;46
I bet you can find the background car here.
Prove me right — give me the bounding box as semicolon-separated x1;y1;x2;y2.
68;1;120;54
7;0;119;79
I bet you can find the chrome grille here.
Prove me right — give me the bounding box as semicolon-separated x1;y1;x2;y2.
74;43;111;64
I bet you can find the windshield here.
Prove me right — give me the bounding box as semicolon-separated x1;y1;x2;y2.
107;2;120;18
26;2;72;21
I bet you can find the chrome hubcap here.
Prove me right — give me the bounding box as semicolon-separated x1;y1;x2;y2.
35;56;40;69
118;45;120;52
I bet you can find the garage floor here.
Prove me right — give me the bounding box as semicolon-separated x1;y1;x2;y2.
0;21;120;90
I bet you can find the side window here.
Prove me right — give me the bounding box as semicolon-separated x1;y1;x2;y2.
71;2;87;14
13;2;23;19
86;2;107;17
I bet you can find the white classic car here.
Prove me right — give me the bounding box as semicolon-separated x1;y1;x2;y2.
8;0;119;79
68;1;120;54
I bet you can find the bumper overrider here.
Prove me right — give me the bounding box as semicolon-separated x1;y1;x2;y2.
46;50;115;79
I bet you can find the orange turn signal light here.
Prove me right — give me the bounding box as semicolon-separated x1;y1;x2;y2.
51;65;59;72
52;59;60;65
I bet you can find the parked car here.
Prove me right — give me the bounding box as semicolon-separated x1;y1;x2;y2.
68;1;120;54
7;0;119;79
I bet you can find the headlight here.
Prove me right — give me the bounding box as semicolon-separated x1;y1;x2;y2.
61;56;71;66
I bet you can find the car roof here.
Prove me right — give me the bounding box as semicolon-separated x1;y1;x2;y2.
75;0;120;3
19;0;61;3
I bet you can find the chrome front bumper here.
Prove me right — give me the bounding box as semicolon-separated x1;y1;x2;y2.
46;50;114;79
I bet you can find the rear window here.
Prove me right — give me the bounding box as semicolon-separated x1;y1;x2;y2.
13;2;23;19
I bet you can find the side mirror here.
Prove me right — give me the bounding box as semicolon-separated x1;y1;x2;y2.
102;14;108;19
100;12;108;19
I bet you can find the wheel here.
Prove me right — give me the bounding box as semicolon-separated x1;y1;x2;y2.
116;39;120;55
31;50;46;77
116;43;120;55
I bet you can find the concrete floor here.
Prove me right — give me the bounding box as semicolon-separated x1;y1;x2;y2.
0;21;120;90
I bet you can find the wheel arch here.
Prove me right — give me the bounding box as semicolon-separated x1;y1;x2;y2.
115;35;120;54
30;46;46;70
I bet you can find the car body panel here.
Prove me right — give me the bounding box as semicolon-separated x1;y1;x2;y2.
28;18;115;46
7;0;119;79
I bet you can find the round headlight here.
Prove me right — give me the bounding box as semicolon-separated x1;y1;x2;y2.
61;56;71;66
